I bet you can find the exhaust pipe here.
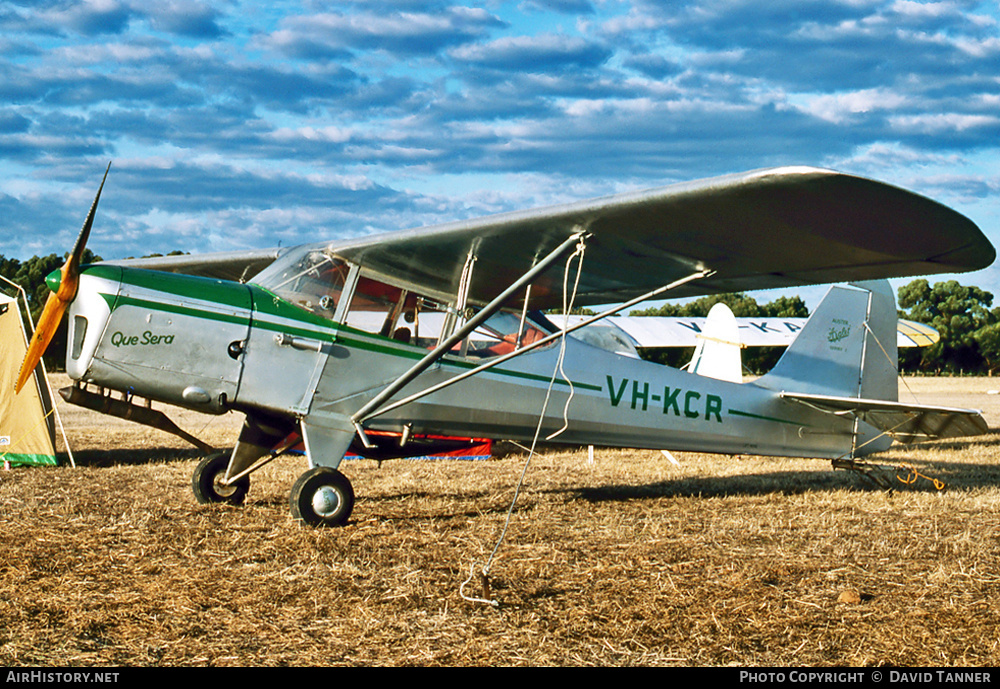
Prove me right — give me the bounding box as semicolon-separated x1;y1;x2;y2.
59;385;216;453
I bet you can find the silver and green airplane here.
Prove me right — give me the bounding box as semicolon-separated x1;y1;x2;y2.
15;165;995;527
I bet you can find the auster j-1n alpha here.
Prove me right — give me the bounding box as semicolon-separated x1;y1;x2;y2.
15;165;996;526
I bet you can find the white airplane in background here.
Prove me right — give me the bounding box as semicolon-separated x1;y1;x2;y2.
16;165;994;527
561;312;939;351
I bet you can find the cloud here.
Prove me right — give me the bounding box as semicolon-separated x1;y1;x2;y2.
1;0;135;37
0;0;997;308
606;0;1000;92
449;33;611;72
261;6;507;59
139;1;230;39
519;0;597;14
792;88;910;124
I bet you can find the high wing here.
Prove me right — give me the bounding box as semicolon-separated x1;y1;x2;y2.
780;392;989;444
326;166;993;309
107;167;993;310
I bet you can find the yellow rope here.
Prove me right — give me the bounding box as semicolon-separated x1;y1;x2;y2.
895;464;946;491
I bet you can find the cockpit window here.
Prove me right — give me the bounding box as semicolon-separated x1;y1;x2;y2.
254;250;555;357
345;277;457;347
345;276;408;339
465;310;549;358
251;247;348;318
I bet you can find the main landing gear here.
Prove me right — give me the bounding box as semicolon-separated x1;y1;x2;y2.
289;467;355;527
192;452;249;505
191;452;355;527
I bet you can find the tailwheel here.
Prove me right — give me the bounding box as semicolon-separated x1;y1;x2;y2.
192;451;249;505
289;467;354;527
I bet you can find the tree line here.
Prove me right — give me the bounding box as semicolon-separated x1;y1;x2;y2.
2;251;999;375
896;279;1000;375
1;251;103;370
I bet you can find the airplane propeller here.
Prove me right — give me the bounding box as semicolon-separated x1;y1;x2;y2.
15;163;111;394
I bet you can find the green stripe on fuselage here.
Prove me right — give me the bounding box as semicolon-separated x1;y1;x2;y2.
99;272;601;392
728;408;810;427
115;266;253;309
112;294;251;328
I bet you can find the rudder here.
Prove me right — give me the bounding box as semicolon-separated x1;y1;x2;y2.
757;280;897;401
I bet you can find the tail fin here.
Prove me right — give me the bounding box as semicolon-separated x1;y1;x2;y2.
757;280;897;401
687;302;743;383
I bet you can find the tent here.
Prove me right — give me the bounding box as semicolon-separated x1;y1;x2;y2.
0;291;58;466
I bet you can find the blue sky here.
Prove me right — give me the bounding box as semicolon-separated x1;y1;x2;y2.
3;0;1000;307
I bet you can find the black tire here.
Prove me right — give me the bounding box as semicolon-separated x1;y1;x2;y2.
192;452;249;505
289;467;354;527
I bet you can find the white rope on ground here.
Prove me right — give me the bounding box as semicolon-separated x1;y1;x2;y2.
460;236;587;607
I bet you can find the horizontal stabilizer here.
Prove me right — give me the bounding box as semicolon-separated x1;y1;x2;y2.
781;392;989;444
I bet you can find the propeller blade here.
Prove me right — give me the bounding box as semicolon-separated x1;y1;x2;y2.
66;162;111;280
15;291;68;393
15;163;111;394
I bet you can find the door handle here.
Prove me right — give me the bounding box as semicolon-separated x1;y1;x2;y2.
275;333;324;352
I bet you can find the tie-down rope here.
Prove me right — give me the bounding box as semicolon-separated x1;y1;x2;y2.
460;235;587;607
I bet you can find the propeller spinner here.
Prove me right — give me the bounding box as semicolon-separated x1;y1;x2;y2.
15;163;111;394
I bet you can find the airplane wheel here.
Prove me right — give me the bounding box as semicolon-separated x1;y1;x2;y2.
289;467;354;527
192;452;249;505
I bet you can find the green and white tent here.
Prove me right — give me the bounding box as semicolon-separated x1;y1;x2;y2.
0;291;58;466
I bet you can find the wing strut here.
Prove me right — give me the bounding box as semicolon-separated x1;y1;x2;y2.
350;231;589;442
356;267;714;424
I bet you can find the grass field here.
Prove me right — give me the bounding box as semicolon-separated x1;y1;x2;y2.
1;376;999;666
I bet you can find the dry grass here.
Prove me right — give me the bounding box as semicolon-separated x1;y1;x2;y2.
1;377;999;666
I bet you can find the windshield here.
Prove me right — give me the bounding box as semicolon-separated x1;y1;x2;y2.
251;245;348;318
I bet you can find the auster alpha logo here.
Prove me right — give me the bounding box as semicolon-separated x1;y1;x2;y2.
827;319;851;344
